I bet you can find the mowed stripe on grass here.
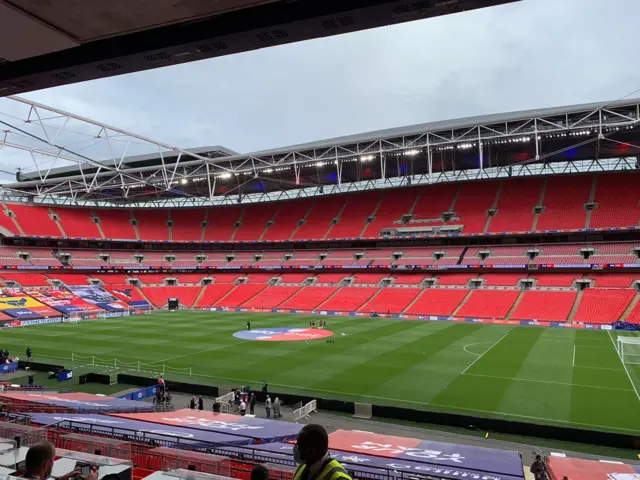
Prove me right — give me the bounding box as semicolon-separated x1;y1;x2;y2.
1;311;639;433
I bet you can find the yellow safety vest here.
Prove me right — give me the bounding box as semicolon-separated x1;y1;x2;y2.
293;459;352;480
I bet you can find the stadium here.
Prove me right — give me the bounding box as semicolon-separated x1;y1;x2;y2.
0;1;639;480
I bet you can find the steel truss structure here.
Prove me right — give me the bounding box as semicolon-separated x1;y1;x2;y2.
1;95;640;208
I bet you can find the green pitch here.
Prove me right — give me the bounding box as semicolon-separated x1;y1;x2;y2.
2;311;640;434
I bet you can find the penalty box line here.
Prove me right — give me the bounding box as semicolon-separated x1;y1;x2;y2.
608;330;640;404
460;331;511;375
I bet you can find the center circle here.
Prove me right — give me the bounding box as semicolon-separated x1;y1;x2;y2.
233;327;334;342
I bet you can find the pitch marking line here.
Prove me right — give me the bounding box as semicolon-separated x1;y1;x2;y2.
572;345;576;367
183;371;640;434
462;342;492;357
157;342;241;364
462;373;633;392
460;331;510;375
608;330;640;404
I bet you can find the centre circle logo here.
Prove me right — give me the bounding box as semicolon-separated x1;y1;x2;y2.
233;327;334;342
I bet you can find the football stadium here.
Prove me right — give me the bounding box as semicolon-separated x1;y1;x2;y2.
0;1;640;480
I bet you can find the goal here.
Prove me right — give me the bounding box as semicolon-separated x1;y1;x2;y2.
615;336;640;365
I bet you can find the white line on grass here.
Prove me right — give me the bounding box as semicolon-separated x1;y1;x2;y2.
462;342;492;357
461;372;634;392
608;330;640;403
460;331;510;375
185;370;640;434
156;343;240;364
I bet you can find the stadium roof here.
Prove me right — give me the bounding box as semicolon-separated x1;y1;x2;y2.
0;0;518;97
1;95;640;207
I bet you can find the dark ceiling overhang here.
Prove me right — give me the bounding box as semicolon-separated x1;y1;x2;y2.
0;0;519;97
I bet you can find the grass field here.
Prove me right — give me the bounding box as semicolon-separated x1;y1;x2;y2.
1;311;639;434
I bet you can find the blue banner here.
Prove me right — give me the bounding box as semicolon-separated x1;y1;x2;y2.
0;362;18;374
57;370;73;382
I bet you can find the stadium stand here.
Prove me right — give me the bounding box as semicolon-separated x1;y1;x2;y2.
455;290;520;319
320;287;378;311
141;286;202;308
411;183;458;222
487;177;543;233
292;195;346;240
8;204;61;237
55;207;102;238
234;203;280;241
536;175;592;230
279;286;338;309
510;291;577;322
404;288;467;316
213;284;267;307
328;191;381;239
204;206;243;241
363;188;418;236
573;289;636;324
261;199;314;241
359;287;421;314
95;209;137;240
454;181;498;233
196;284;237;307
590;173;640;228
241;286;301;308
171;209;206;242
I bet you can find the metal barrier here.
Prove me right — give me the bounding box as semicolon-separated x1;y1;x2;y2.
292;399;317;423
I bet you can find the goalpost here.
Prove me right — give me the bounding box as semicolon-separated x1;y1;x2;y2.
615;336;640;365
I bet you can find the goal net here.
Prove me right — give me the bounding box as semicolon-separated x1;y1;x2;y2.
615;336;640;365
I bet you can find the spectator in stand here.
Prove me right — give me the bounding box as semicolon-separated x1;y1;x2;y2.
25;442;98;480
240;398;246;416
265;395;272;418
198;396;204;410
293;424;352;480
249;393;256;415
26;347;32;362
273;397;281;418
251;465;269;480
530;455;545;480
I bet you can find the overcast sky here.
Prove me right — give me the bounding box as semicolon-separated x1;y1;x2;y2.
15;0;640;155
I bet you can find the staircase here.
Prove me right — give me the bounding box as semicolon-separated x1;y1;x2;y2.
192;285;208;308
274;286;305;308
531;177;548;231
452;289;474;316
129;211;141;240
316;287;344;309
505;290;526;319
229;209;245;241
620;292;640;321
5;206;25;235
201;210;208;242
258;207;281;241
167;212;173;242
567;290;585;322
289;201;315;240
213;284;240;306
584;175;599;229
360;194;386;237
483;179;503;234
91;211;107;239
448;184;462;212
323;200;349;240
135;286;156;309
408;191;421;215
50;208;66;237
402;288;426;314
358;287;383;312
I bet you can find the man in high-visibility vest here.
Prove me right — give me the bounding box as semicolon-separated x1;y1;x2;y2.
293;425;352;480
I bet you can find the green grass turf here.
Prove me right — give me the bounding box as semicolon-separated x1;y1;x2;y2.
1;311;639;434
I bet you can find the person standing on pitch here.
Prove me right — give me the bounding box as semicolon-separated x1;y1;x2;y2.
293;424;352;480
247;321;251;331
250;392;256;415
273;396;281;418
26;346;32;362
265;395;272;418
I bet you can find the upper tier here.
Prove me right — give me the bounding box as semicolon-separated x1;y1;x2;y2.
2;172;639;242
